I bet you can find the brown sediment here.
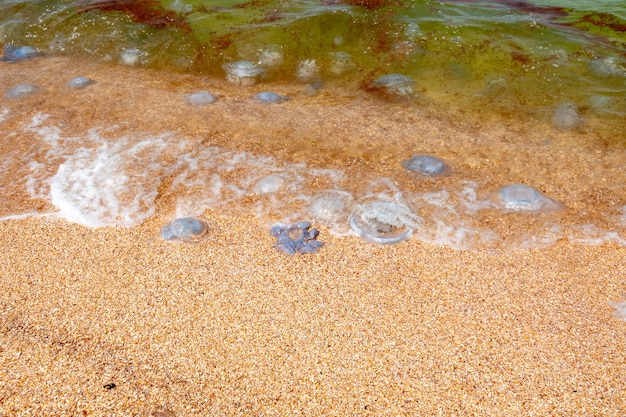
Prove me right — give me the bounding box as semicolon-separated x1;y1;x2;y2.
74;0;190;31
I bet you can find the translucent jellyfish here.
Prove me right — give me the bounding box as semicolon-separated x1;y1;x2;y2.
253;91;290;103
161;217;209;243
1;45;39;62
185;91;217;106
67;77;95;89
552;102;583;130
296;59;320;83
222;61;264;86
120;48;147;66
257;45;283;68
329;52;354;75
349;200;421;245
402;155;448;176
308;191;354;225
253;174;284;193
6;84;38;98
270;221;323;255
495;184;561;212
371;74;415;96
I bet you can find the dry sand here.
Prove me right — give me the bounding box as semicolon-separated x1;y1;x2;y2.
1;56;625;416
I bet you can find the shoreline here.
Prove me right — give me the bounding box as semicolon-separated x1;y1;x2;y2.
1;213;625;415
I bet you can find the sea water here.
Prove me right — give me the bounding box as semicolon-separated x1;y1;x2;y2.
0;0;625;250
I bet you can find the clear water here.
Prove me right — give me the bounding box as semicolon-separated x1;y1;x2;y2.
0;0;625;250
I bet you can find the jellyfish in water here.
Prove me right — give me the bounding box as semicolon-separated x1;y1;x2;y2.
308;191;354;225
495;184;561;212
185;91;217;106
371;74;415;96
254;91;290;104
1;45;39;62
67;77;95;89
402;155;448;176
349;200;421;245
6;84;38;98
161;218;209;243
222;61;264;86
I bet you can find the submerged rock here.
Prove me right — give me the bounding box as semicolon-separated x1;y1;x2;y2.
253;91;290;103
495;184;561;212
349;200;421;245
185;91;217;106
6;84;38;98
223;61;264;86
67;77;95;89
402;155;448;176
1;45;39;62
161;217;209;242
270;221;323;255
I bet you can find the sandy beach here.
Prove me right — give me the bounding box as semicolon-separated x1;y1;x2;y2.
1;56;625;415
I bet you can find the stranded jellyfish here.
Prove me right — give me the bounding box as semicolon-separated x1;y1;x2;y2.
6;84;38;98
185;91;217;106
67;77;95;89
402;155;448;176
495;184;561;212
552;102;583;130
161;218;209;243
349;200;421;245
253;91;290;103
308;191;354;225
371;74;415;96
1;45;39;62
270;221;323;255
222;61;264;86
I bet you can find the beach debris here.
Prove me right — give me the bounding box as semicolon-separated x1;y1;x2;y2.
67;76;95;89
1;45;39;62
494;184;561;212
5;84;38;98
551;102;583;130
223;61;264;86
161;217;209;242
253;91;290;103
349;200;421;244
402;155;448;176
185;91;217;106
371;74;415;96
270;221;323;254
308;191;354;225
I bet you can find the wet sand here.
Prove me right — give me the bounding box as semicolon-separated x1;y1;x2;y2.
1;56;626;415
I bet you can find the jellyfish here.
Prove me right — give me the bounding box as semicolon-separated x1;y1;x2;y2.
371;74;415;96
67;77;95;89
402;155;448;176
270;221;323;255
1;45;39;62
222;61;264;86
185;91;217;106
161;218;209;243
6;84;38;98
349;200;421;245
253;91;290;103
495;184;561;212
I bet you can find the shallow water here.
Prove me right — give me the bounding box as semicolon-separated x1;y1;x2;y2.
0;0;625;250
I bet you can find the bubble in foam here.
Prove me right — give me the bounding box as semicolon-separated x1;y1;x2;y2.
254;91;290;103
349;199;421;245
253;174;285;193
308;191;354;225
6;84;38;98
67;77;95;89
223;61;264;86
161;217;209;243
495;184;561;212
185;91;217;106
402;155;448;176
552;102;583;130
